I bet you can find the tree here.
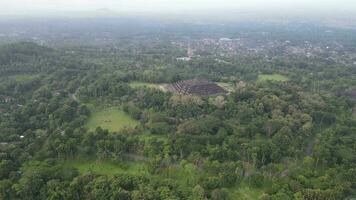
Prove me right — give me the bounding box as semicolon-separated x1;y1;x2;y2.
0;179;13;200
190;185;207;200
211;188;229;200
0;160;14;179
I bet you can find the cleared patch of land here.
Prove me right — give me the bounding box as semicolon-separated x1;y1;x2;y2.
228;184;264;200
65;158;265;198
129;81;168;92
258;74;289;82
133;133;168;143
216;82;235;92
3;74;40;82
64;159;148;176
85;107;139;132
129;81;158;88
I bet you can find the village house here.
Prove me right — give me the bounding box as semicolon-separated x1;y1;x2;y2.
176;57;191;61
0;95;13;104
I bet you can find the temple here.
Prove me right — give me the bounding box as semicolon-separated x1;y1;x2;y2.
169;79;227;96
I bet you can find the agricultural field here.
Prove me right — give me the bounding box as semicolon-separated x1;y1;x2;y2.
258;74;289;82
85;107;139;132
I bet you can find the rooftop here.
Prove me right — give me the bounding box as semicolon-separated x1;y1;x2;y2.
170;79;227;96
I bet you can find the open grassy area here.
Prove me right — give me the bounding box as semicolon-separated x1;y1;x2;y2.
64;159;148;176
129;81;158;88
228;184;265;200
258;74;289;82
132;131;169;142
65;157;265;199
85;107;139;132
1;74;40;82
129;81;168;92
160;165;264;199
216;82;235;92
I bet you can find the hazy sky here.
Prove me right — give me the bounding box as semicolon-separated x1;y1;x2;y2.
1;0;356;16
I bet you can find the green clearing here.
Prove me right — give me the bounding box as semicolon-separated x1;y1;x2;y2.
133;132;168;143
65;158;265;199
228;184;264;200
64;159;148;176
163;164;203;187
129;81;168;92
2;74;40;82
161;165;265;199
216;82;235;92
129;81;159;88
258;74;289;82
85;107;139;132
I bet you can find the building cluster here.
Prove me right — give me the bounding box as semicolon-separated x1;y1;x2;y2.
0;95;13;104
173;37;356;66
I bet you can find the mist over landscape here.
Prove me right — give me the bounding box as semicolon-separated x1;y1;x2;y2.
1;0;356;25
0;1;355;200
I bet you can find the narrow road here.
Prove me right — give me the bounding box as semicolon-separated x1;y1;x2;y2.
69;87;80;103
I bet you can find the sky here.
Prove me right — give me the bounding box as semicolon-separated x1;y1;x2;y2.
1;0;356;17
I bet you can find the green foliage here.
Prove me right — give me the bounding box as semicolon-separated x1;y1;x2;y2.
64;159;148;176
258;74;289;82
0;28;355;200
85;107;139;132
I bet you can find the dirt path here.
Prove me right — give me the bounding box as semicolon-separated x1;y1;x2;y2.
69;87;80;102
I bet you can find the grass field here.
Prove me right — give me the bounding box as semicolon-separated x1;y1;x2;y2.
216;82;235;92
160;165;264;199
64;159;148;176
129;81;168;92
65;157;265;198
258;74;289;82
85;107;139;132
3;74;40;82
133;133;168;143
228;184;264;200
129;81;158;88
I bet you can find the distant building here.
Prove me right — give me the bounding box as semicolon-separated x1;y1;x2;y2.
219;37;232;42
0;96;13;104
176;57;191;61
169;79;227;96
347;89;356;100
0;142;9;152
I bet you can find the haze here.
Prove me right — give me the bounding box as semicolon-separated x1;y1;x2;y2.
1;0;356;17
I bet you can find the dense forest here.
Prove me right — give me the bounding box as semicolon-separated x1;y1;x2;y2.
0;20;355;200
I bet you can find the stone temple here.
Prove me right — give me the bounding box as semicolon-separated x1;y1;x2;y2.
169;79;227;96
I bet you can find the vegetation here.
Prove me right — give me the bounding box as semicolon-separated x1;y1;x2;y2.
228;185;264;200
85;107;139;132
216;82;235;92
129;81;159;89
64;159;148;176
258;74;289;82
0;21;355;200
